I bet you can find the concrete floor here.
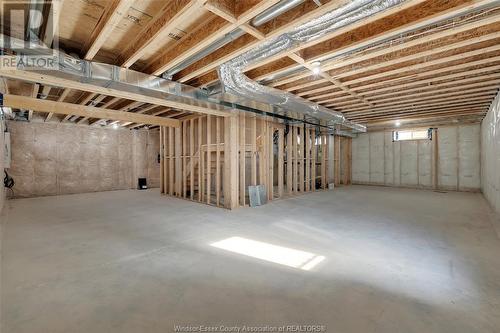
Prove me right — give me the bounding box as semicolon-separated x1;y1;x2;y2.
2;186;500;333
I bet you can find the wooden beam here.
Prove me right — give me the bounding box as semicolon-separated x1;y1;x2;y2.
0;69;230;117
83;0;135;60
4;95;181;127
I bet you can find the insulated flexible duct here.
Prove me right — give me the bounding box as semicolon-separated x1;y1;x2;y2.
218;0;408;133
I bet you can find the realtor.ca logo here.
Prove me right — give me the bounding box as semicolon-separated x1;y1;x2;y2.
0;0;59;70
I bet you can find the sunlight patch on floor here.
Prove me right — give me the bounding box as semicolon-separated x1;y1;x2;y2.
211;236;325;271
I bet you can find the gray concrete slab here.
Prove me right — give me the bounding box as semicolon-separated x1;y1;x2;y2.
2;186;500;333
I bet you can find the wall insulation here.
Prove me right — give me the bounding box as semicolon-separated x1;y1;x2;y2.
6;121;160;198
0;118;5;212
352;124;481;191
481;91;500;216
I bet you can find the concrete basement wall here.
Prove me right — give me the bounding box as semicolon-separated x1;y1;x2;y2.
5;121;160;198
352;124;481;191
481;91;500;215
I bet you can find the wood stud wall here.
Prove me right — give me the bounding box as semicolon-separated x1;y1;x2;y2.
160;114;352;209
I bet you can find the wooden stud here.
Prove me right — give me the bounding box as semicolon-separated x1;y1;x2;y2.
305;128;311;192
198;117;203;202
299;126;305;192
278;127;284;198
251;116;257;186
175;127;182;196
224;115;239;210
169;127;174;196
239;113;246;206
207;115;212;205
160;127;164;194
182;120;187;198
268;124;274;200
286;126;293;195
334;136;340;186
293;126;298;194
216;117;221;206
311;129;316;191
190;118;195;200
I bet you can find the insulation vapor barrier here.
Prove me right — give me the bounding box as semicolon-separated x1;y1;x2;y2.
218;0;407;133
6;121;160;198
481;90;500;216
351;125;480;191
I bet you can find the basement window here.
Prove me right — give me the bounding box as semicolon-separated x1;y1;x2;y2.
393;129;432;142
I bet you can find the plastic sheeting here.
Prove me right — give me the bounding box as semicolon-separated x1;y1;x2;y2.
352;125;481;191
481;91;500;215
0;119;5;211
437;127;458;189
369;132;384;184
7;121;160;198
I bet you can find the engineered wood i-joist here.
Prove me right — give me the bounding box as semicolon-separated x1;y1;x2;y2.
274;11;500;89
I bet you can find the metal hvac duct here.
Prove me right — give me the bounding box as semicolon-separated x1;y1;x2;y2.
162;0;306;78
218;0;409;133
0;34;348;133
252;0;306;26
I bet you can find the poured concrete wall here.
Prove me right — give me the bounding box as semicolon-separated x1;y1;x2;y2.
481;91;500;215
6;121;160;198
352;124;480;191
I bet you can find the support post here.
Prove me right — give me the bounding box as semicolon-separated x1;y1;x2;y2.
224;115;239;209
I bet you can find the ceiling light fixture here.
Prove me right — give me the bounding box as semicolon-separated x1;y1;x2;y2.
112;123;119;129
311;61;321;75
395;120;401;127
